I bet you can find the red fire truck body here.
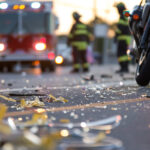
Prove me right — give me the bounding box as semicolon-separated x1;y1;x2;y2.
0;0;58;72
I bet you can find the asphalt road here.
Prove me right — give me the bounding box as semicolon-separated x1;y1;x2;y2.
0;64;150;150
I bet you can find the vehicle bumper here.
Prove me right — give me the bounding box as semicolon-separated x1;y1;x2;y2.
0;51;55;62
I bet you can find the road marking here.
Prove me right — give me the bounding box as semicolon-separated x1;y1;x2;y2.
5;97;150;117
0;87;42;93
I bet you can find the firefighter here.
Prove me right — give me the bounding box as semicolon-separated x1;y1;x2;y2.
115;2;131;73
68;12;91;73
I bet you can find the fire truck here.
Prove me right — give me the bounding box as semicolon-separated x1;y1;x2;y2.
0;0;58;72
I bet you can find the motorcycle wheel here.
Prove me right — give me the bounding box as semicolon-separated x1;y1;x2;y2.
136;50;150;86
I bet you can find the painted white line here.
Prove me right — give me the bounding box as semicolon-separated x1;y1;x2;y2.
0;87;42;93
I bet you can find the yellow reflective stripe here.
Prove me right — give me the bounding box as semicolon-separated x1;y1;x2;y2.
117;35;131;45
83;63;89;68
118;19;128;26
71;41;88;50
74;30;89;35
68;34;73;38
118;55;131;62
116;28;122;34
77;24;86;29
73;64;80;69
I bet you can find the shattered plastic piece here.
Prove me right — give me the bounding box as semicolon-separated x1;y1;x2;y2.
0;103;7;120
83;132;106;144
24;131;42;145
59;119;70;123
24;113;48;125
101;74;112;78
55;96;68;103
141;94;147;97
48;94;57;102
7;83;13;87
0;123;12;135
48;94;68;103
52;115;122;130
0;95;16;102
111;107;118;111
83;75;94;81
20;97;45;108
9;93;46;96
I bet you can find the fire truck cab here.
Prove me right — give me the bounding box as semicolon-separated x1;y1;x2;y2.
0;0;58;72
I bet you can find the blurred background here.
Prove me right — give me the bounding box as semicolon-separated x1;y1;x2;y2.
0;0;146;72
53;0;145;65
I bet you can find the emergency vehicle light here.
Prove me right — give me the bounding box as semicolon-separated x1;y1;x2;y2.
55;56;64;65
133;14;140;20
20;5;25;10
31;2;41;9
34;42;46;51
0;3;8;9
48;52;55;60
13;5;19;10
0;43;6;52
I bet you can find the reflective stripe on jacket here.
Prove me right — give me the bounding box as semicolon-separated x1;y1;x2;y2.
118;55;131;62
68;22;91;50
117;35;131;45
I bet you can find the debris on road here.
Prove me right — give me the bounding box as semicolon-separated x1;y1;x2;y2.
101;74;112;78
0;95;16;102
9;93;46;96
19;97;45;108
59;119;70;123
83;74;95;81
0;103;7;120
48;94;68;103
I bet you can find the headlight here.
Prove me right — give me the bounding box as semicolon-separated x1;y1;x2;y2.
55;56;64;64
34;42;46;51
31;2;41;9
0;3;8;10
0;43;6;52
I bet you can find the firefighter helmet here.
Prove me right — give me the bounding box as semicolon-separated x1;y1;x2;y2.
116;2;126;14
72;12;81;20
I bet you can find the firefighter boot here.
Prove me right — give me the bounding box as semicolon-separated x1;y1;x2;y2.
70;68;80;73
82;63;89;72
83;68;89;72
116;62;129;73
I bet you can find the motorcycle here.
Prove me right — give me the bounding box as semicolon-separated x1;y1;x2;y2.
124;0;150;86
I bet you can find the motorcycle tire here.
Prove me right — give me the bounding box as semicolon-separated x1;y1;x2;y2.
136;50;150;86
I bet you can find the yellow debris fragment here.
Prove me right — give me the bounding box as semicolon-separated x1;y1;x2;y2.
55;96;68;103
0;123;12;134
0;103;7;120
0;95;16;102
41;132;62;150
20;97;45;108
95;132;106;143
48;94;68;103
25;113;48;125
48;94;57;101
59;119;70;123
